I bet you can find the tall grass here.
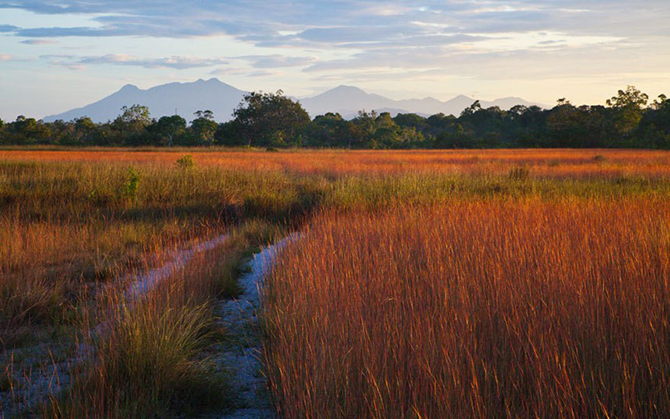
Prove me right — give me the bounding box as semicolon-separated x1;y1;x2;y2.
47;220;280;417
2;149;670;417
264;200;670;418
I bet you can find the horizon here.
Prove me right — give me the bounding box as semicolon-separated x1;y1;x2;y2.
41;78;550;123
1;1;669;120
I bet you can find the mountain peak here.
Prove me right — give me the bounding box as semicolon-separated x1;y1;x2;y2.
43;79;540;123
331;85;366;93
120;84;140;92
44;78;247;123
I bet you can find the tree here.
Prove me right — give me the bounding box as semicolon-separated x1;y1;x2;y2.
194;110;214;120
190;111;218;145
394;113;428;133
152;115;186;146
74;117;97;144
652;94;668;111
349;110;378;148
232;90;311;147
113;105;152;138
606;86;649;136
9;115;51;144
304;113;349;147
546;101;588;147
460;100;482;117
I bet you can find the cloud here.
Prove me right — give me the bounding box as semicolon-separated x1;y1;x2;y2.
39;52;319;71
0;24;18;32
0;54;13;61
2;0;670;108
241;55;316;69
20;39;58;45
44;54;229;69
2;1;667;42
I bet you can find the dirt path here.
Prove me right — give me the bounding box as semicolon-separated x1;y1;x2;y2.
0;234;230;417
127;234;230;300
208;235;297;419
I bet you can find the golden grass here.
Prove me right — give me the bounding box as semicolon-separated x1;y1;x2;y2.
46;220;279;417
2;148;670;177
264;199;670;418
2;148;670;417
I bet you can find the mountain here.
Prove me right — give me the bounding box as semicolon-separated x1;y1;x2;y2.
44;79;544;122
298;85;398;118
44;78;246;123
298;87;544;119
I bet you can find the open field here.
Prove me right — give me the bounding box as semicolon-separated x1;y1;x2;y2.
2;148;670;177
1;148;669;417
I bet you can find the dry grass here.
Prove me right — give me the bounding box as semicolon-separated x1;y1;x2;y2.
2;148;670;417
2;148;670;177
45;220;279;418
264;199;670;418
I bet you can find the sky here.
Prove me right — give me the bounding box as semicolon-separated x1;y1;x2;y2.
0;0;669;120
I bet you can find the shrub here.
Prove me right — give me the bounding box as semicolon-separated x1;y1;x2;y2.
120;167;141;200
175;154;196;170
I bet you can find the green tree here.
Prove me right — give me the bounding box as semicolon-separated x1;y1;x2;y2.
304;113;349;147
113;105;152;138
460;100;482;117
190;111;218;145
194;110;214;120
152;115;186;146
74;117;97;144
9;115;51;144
232;90;311;147
349;110;378;148
606;85;649;137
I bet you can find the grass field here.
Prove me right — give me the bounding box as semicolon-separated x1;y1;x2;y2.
1;148;669;417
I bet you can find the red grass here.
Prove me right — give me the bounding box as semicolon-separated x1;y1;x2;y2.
264;199;670;418
2;149;670;177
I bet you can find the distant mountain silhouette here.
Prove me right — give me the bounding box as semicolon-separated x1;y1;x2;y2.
299;86;545;119
44;78;246;123
44;78;544;122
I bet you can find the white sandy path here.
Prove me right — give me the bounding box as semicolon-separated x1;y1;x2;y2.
126;234;230;300
212;234;298;419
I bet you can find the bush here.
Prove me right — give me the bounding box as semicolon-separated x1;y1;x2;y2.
120;167;141;200
176;154;196;169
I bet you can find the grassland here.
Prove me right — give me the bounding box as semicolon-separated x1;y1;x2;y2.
1;148;669;417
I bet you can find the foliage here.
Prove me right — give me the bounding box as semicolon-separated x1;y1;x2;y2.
175;154;196;169
1;86;670;148
120;167;141;200
152;115;186;146
229;90;311;147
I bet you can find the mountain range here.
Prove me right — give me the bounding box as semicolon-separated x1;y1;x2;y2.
43;78;544;123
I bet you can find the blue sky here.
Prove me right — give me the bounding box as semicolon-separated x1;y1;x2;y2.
0;0;669;120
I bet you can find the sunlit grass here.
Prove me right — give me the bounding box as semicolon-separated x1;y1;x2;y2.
265;200;670;418
2;148;670;417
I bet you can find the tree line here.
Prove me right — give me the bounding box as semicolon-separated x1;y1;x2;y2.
1;86;668;149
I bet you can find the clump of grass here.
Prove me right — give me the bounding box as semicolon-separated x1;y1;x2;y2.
51;298;228;418
593;154;607;163
508;164;530;180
